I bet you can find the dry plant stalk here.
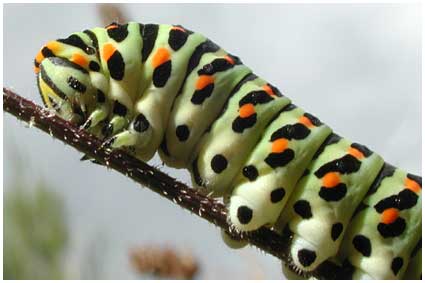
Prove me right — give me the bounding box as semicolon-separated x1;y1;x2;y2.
3;87;346;279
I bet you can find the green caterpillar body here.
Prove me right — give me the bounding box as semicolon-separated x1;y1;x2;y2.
34;22;421;279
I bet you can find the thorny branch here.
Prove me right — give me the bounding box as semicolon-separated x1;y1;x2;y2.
3;87;347;280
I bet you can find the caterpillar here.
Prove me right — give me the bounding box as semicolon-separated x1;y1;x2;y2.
34;22;421;279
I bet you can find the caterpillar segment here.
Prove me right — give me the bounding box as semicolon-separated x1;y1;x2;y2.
34;21;421;279
228;104;332;231
338;164;422;279
190;75;291;196
159;45;253;168
274;134;385;272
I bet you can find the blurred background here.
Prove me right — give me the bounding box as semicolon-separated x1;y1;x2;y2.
3;3;421;279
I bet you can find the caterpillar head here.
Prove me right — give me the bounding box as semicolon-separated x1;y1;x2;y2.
36;56;94;124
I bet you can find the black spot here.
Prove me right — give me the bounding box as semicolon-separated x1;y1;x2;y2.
314;154;361;178
232;114;257;133
96;89;106;103
67;76;86;93
211;154;228;173
107;23;129;42
293;200;312;219
303;112;322;126
289;123;311;140
375;189;418;213
239;90;273;106
237;206;253;224
319;183;347;202
264;149;295;169
391;257;403;276
331;223;343;241
270;188;286;203
89;61;100;71
141;24;159;62
107;50;125;80
378;218;406;238
297;249;316;267
351;143;373;157
374;195;398;213
153;60;172;88
398;189;419;210
198;57;235;76
340;259;356;280
112;101;127;116
41;46;55;58
191;83;214;104
242;165;258;181
168;27;188;51
192;158;203;186
133;113;150;132
281;103;297;112
352;235;371;257
58;34;95;54
176;125;190;141
270;123;310;141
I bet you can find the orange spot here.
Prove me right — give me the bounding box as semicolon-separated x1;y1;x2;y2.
224;55;235;65
322;172;340;188
71;53;88;68
381;208;399;224
35;50;44;63
106;24;118;30
196;75;214;90
263;84;275;96
172;26;185;32
271;138;288;153
348;147;364;159
239;103;255;118
46;41;61;53
152;47;170;68
299;115;314;128
102;43;116;61
405;178;421;193
34;66;40;74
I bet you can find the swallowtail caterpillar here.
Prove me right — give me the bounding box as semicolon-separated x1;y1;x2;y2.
34;22;421;279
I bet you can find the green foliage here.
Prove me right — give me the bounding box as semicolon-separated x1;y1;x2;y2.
4;183;68;279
